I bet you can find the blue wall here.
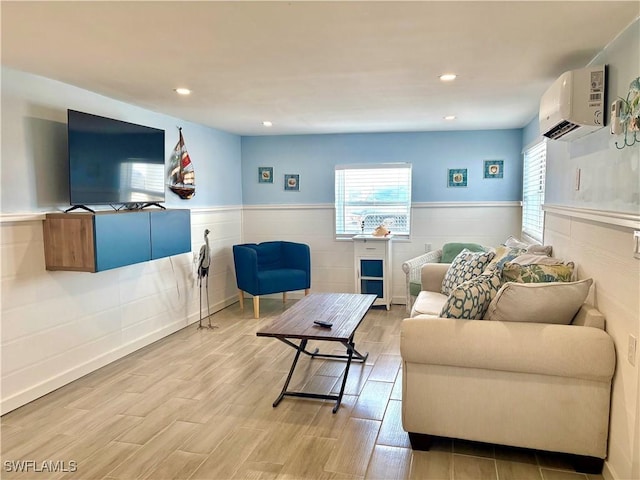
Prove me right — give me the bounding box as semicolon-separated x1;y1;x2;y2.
1;67;242;213
241;129;523;205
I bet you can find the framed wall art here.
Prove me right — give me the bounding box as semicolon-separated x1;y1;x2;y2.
284;174;300;191
258;167;273;183
484;160;504;179
448;168;467;188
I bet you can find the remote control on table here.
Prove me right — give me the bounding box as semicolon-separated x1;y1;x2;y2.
313;320;333;328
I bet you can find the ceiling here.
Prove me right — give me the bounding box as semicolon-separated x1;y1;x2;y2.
2;1;638;136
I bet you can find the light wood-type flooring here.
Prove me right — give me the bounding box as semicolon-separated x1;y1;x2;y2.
1;300;605;480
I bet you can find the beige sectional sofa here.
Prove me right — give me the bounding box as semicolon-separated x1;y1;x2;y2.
400;257;616;472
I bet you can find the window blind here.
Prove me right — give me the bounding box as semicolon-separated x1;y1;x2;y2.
335;163;412;237
522;141;547;242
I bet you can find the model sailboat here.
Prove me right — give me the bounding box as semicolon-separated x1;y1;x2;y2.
168;127;195;199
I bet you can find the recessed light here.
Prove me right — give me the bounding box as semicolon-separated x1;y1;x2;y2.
174;88;191;95
444;115;456;121
439;73;457;82
262;121;273;127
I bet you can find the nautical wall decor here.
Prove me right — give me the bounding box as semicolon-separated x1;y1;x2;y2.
168;127;196;199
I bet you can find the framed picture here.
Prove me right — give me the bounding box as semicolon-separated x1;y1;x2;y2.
484;160;504;179
284;174;300;191
258;167;273;183
448;168;467;187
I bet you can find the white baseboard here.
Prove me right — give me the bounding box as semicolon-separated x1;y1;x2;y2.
0;296;238;415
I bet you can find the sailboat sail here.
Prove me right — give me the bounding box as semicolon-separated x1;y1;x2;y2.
168;127;196;199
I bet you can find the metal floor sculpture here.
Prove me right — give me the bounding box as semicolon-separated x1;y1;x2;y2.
198;229;216;329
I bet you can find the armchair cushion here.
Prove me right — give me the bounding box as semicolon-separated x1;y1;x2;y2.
441;249;495;295
441;242;486;263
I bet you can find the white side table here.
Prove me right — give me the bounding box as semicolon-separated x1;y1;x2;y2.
353;235;393;310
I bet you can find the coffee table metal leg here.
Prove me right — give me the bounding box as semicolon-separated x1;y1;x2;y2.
273;338;307;408
333;341;355;413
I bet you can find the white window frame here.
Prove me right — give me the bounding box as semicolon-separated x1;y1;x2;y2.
335;163;412;239
522;140;547;243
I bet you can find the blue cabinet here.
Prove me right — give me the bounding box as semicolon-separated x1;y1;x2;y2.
150;210;192;259
95;211;151;271
44;209;191;272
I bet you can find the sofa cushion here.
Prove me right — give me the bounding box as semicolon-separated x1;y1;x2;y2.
502;261;575;283
410;290;448;318
441;242;486;263
439;273;502;319
484;278;593;324
441;249;495;295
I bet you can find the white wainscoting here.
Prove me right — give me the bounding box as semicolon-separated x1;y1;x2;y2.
543;209;640;480
0;207;242;414
242;202;522;305
1;202;522;414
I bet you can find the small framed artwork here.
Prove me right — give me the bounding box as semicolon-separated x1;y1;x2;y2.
284;174;300;191
484;160;504;179
448;168;468;188
258;167;273;183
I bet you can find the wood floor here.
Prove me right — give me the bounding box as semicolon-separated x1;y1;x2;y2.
1;299;604;480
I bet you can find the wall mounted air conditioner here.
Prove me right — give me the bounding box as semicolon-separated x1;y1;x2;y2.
539;65;606;141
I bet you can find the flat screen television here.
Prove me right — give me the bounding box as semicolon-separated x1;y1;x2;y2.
68;109;166;207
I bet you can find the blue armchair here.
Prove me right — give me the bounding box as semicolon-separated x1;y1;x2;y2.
233;241;311;318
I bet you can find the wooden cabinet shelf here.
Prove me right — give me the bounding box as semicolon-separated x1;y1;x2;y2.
43;209;191;272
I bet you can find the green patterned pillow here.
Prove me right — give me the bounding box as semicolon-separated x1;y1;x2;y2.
502;262;575;283
440;273;502;319
441;249;496;295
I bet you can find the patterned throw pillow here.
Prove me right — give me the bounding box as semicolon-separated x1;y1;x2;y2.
441;249;496;295
440;273;502;319
502;262;575;283
483;245;527;274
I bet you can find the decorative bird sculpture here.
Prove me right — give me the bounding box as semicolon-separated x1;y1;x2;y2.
197;229;216;329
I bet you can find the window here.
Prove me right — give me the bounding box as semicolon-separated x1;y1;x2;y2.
522;140;547;242
335;163;412;237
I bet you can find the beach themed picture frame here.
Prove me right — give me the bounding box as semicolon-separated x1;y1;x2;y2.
448;168;468;187
484;160;504;179
284;174;300;191
258;167;273;183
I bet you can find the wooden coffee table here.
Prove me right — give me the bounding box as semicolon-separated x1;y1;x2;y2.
256;292;377;413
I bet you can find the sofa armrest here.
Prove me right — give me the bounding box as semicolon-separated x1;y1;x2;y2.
572;304;605;330
401;249;443;312
420;263;450;293
400;318;615;382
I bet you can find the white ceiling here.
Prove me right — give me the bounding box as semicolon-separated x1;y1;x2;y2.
2;1;638;136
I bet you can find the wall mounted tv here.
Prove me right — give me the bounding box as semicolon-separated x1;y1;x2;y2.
68;109;166;208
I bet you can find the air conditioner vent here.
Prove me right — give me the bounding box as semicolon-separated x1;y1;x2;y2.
544;120;581;140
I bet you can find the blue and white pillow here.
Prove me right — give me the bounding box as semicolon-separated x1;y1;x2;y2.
441;249;495;295
440;273;502;320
